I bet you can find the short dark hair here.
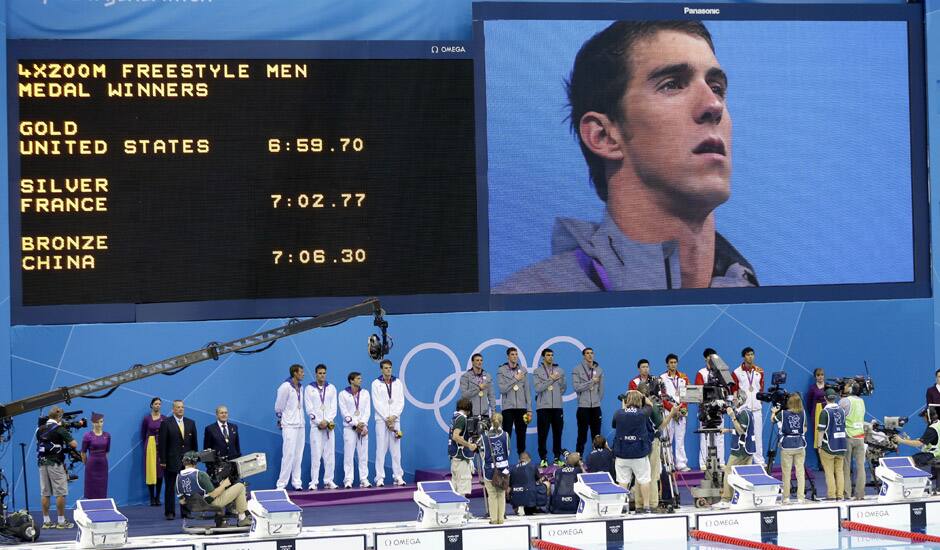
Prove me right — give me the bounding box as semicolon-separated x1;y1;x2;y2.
703;348;717;358
665;353;679;363
315;364;327;374
637;359;649;369
593;434;607;449
934;368;940;377
347;371;361;384
379;359;392;368
582;347;593;355
567;21;715;201
742;347;754;357
471;353;483;361
541;348;554;357
506;347;517;356
456;397;472;413
289;364;304;377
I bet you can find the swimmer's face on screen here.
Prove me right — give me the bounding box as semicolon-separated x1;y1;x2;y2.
615;30;731;209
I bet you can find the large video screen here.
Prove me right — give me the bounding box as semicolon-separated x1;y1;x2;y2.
480;3;928;305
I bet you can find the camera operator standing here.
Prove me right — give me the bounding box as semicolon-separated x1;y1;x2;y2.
817;389;847;500
696;348;725;469
732;347;765;465
714;392;756;509
36;406;79;529
637;380;680;511
840;381;867;500
612;391;655;514
772;394;807;504
448;398;478;497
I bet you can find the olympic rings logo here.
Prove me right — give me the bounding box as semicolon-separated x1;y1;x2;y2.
398;336;587;433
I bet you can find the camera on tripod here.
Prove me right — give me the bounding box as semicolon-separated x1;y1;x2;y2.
756;371;791;410
687;353;734;430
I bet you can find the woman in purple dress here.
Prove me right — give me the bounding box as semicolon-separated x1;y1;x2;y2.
141;397;166;506
81;412;111;499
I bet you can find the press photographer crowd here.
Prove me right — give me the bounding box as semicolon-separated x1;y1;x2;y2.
13;345;940;535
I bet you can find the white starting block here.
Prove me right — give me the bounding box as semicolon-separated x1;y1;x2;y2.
875;456;931;502
728;465;781;509
74;498;128;549
247;489;303;538
573;472;628;519
413;481;469;528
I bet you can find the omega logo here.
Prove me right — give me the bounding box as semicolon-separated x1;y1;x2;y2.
859;510;889;518
384;537;422;546
548;528;583;536
705;519;739;527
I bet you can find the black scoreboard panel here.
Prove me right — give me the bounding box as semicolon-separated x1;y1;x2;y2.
10;50;477;313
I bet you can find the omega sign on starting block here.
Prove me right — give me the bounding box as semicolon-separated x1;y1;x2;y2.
537;515;689;548
696;506;840;550
373;524;530;550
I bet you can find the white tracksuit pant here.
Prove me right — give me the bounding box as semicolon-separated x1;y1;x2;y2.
666;415;688;470
309;426;335;488
699;421;725;469
343;427;369;485
374;419;403;483
276;426;305;489
751;409;765;465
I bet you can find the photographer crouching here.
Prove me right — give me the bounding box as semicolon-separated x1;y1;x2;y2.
449;398;479;497
893;405;940;493
36;406;82;530
176;451;250;527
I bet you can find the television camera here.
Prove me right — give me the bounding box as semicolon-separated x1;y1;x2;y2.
757;371;791;410
464;415;491;440
195;449;267;485
865;416;908;476
689;353;735;507
826;361;875;397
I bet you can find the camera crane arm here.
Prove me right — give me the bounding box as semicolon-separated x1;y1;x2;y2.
0;298;387;422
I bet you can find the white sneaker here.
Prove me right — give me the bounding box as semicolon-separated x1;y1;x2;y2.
344;482;353;489
393;478;406;486
324;481;338;489
361;481;373;488
375;480;385;487
678;466;692;472
797;499;806;505
307;485;318;491
712;500;731;510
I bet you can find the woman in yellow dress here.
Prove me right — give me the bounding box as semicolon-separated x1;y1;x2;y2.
140;397;166;506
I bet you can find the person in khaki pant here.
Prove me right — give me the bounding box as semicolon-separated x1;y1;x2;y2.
817;389;847;500
773;393;808;503
637;380;681;510
480;413;511;524
714;393;755;509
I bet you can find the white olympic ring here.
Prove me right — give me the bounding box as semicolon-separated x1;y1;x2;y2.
399;336;587;433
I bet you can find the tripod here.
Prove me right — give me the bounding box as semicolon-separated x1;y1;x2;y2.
657;426;680;512
765;417;818;501
691;428;724;507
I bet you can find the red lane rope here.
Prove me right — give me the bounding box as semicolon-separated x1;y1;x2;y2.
690;529;798;550
842;520;940;543
531;538;581;550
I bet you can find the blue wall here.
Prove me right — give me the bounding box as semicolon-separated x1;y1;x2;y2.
1;0;937;509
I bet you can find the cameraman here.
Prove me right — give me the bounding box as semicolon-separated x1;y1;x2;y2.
36;406;78;529
893;406;940;492
612;391;654;514
840;380;867;500
448;398;478;497
176;452;250;527
714;393;756;509
637;380;680;511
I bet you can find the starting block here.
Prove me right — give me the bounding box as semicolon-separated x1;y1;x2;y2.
728;465;781;509
74;498;128;549
247;489;303;538
573;472;628;519
413;481;469;528
875;456;931;502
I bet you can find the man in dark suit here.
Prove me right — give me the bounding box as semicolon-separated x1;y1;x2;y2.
158;399;198;520
203;405;241;475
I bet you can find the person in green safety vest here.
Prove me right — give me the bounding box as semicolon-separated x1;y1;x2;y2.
839;380;867;500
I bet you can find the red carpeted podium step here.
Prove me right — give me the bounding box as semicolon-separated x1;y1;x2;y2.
286;470;483;507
